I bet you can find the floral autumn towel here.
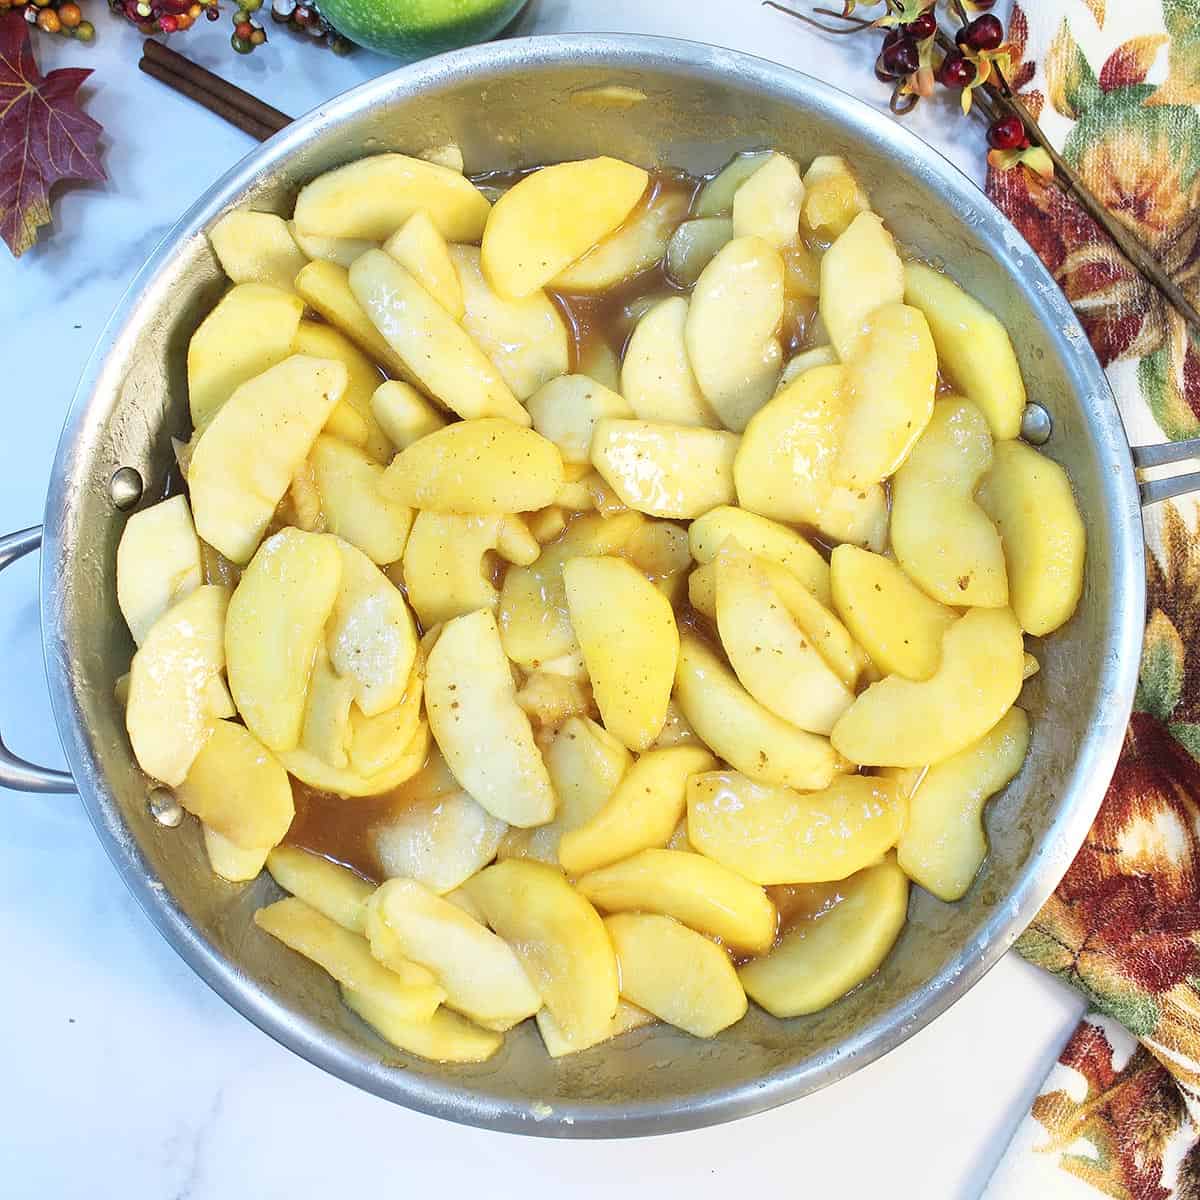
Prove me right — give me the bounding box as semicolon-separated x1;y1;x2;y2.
982;1;1200;1196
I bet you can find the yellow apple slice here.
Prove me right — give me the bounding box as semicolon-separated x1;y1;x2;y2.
687;770;906;884
370;380;445;452
694;150;774;217
225;528;342;753
831;606;1024;766
801;155;871;239
265;845;374;934
665;218;734;287
188;354;346;565
116;495;203;645
293;152;491;242
891;396;1008;608
830;545;958;680
605;913;747;1038
382;417;563;514
897;706;1030;900
425;608;555;827
904;261;1025;439
563;555;679;751
288;221;378;269
819;211;904;361
209;210;308;292
481;156;649;298
536;1000;655;1058
739;856;908;1017
367;879;541;1031
527;374;633;465
976;439;1086;636
579;848;777;953
382;210;464;318
342;986;501;1064
714;547;853;735
621;296;720;427
674;629;835;790
558;744;716;877
298;644;354;769
731;153;804;249
176;719;293;850
203;825;270;883
462;859;619;1049
126;584;231;787
347;672;423;778
281;720;429;798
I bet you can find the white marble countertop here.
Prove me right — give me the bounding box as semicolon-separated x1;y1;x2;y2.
0;1;1086;1194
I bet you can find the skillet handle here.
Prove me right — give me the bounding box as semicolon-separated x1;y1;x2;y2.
0;527;76;793
1132;438;1200;507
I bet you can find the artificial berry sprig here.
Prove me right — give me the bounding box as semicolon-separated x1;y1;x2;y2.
269;0;352;53
764;0;1200;343
0;0;95;41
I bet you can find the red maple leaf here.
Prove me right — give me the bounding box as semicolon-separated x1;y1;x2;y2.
0;10;104;257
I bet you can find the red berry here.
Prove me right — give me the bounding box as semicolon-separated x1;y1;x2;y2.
938;52;976;88
881;27;903;50
987;114;1026;150
205;3;220;16
234;19;252;35
963;14;1003;51
880;37;920;78
158;12;178;29
904;10;937;40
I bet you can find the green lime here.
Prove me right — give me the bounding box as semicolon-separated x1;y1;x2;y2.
319;0;527;59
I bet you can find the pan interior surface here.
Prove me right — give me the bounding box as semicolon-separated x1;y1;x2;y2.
40;37;1143;1136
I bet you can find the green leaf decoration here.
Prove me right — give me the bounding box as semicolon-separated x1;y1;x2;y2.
1136;610;1186;721
1046;17;1102;119
1148;0;1200;108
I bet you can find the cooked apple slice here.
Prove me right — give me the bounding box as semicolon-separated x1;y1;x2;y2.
126;584;231;787
685;235;785;431
665;218;734;287
367;879;541;1031
579;849;776;953
558;744;716;877
382;210;464;318
830;545;958;680
291;319;391;465
342;986;501;1064
714;547;853;735
357;906;441;990
605;913;746;1038
209;210;308;292
225;528;342;752
734;364;888;550
621;297;720;427
739;856;908;1017
976;439;1086;635
819;211;904;361
187;283;304;430
310;436;413;565
480;156;649;298
689;505;831;606
674;630;835;790
778;345;837;389
372;786;508;892
590;419;739;519
463;859;619;1047
536;1000;655;1058
293;260;413;383
176;719;294;850
203;825;271;883
731;153;804;249
694;150;774;217
904;261;1025;439
687;770;906;884
499;715;630;866
188;355;346;565
266;845;374;934
293;152;491;242
891;396;1008;607
254;897;444;1022
382;417;563;514
425;608;555;827
349;251;528;426
347;672;422;778
801;155;871;239
835;302;937;487
403;511;539;628
283;720;429;798
831;606;1024;766
325;539;418;717
298;644;354;769
117;495;203;645
370;380;446;451
449;245;570;401
554;186;690;292
897;706;1030;900
563;555;679;751
288;221;378;269
527;375;633;464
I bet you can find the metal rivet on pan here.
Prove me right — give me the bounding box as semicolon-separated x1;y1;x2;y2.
148;787;184;828
1020;403;1052;445
110;467;145;511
